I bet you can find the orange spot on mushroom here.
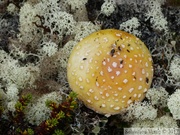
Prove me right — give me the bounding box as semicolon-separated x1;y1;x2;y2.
67;29;153;115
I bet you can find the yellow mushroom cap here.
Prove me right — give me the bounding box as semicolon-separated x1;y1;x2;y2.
67;29;153;115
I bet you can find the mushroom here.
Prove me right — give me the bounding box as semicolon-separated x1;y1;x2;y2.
67;29;153;115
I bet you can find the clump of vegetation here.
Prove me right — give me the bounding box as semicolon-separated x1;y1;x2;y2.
0;94;33;134
35;92;77;135
0;92;77;135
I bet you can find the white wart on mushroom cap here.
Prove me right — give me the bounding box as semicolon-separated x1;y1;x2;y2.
67;29;153;115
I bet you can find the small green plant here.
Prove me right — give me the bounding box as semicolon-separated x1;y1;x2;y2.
35;92;78;135
1;94;33;135
0;92;78;135
53;129;65;135
16;128;34;135
13;94;32;123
